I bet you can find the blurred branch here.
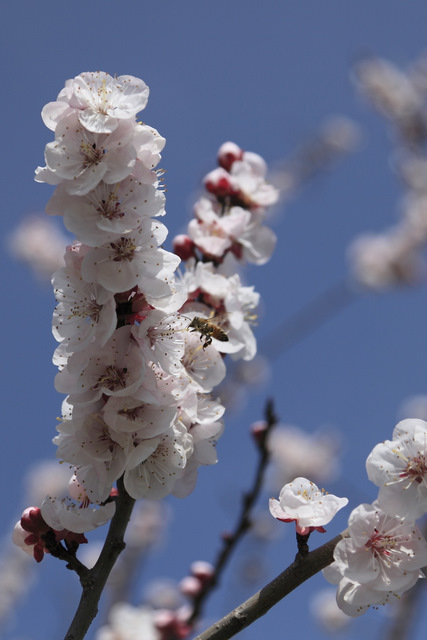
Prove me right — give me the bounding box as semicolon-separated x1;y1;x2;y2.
260;278;356;360
189;400;278;624
194;529;347;640
63;478;135;640
270;116;360;198
383;579;427;640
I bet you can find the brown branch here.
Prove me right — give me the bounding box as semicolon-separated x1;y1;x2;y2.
194;529;347;640
188;400;278;624
63;477;136;640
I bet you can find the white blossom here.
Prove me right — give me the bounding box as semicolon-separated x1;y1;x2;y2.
366;418;427;519
42;72;150;134
39;113;137;196
41;495;116;534
324;502;427;616
269;478;348;534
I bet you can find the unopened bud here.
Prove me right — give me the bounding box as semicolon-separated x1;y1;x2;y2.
251;420;268;447
20;507;49;534
204;168;238;198
218;141;243;171
190;560;214;583
179;575;203;597
173;234;196;261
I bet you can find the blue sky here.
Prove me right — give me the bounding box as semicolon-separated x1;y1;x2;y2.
2;1;427;638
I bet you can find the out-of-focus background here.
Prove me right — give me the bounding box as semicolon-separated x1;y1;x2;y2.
2;2;427;638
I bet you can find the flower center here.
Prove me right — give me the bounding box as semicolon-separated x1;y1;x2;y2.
81;141;104;167
95;365;128;391
365;528;394;558
400;455;427;484
109;237;137;261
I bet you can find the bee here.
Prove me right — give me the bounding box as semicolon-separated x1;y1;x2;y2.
187;313;229;349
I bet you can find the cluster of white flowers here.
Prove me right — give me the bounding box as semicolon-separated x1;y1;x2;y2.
323;418;427;616
269;418;427;617
13;72;279;554
348;56;427;290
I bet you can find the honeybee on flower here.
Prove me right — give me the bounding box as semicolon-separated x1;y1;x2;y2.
187;312;229;349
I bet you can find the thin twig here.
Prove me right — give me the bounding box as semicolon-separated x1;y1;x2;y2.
194;529;347;640
189;400;278;624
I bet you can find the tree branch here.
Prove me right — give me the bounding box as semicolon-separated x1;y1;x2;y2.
63;478;136;640
194;530;347;640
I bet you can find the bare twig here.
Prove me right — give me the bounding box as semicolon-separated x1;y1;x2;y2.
188;400;278;624
194;529;347;640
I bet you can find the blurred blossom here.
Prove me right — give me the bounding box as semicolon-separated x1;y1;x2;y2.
320;116;361;153
403;194;427;239
23;460;71;506
354;58;427;142
398;156;427;193
125;500;170;549
8;215;69;281
348;226;425;290
143;579;183;610
95;603;160;640
0;543;33;630
398;394;427;421
310;588;351;632
267;424;340;491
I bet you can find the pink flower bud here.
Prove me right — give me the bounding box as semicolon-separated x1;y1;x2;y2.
179;575;202;597
203;168;238;198
173;234;196;261
20;507;49;535
218;141;243;171
190;560;214;583
251;420;268;447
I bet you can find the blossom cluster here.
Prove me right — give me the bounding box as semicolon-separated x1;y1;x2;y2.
348;56;427;289
268;418;427;617
14;72;279;557
324;418;427;616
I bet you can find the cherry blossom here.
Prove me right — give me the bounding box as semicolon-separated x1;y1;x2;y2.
52;266;117;352
324;502;427;616
38;113;137;196
53;411;128;501
102;395;177;436
46;162;166;247
366;418;427;519
123;423;194;500
81;219;180;294
55;326;146;406
269;478;348;535
42;72;150;134
41;495;116;534
26;73;279;544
